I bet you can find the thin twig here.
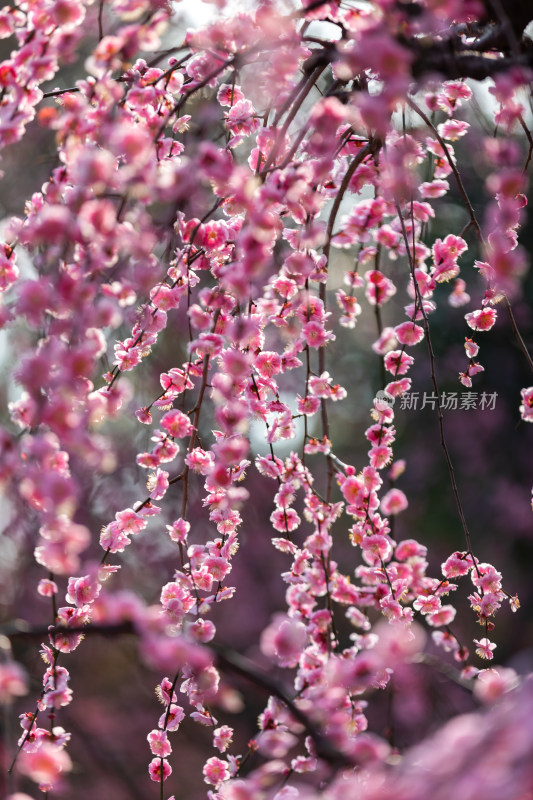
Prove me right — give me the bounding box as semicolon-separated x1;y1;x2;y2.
395;202;479;572
504;297;533;373
406;97;483;241
261;64;326;174
320;143;373;498
3;620;353;768
42;86;80;98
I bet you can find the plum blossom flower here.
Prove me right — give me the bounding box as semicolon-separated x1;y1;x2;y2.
225;99;260;145
449;278;470;307
432;630;460;654
270;508;301;533
135;407;152;424
255;351;282;378
437;119;470;140
147;729;171;757
380;488;408;515
213;726;234;752
372;327;398;355
258;729;298;758
474;668;520;704
148;757;172;782
19;742;72;789
255;455;283;479
203;756;230;786
0;661;28;702
386;378;411;397
426;604;456;627
158;704;185;732
432;235;467;282
361;533;393;565
509;594;520;612
442;551;475;578
413;594;441;614
308;371;334;397
260;616;307;667
419;179;449;198
465;308;497;331
369;444;393;469
65;575;100;607
395;538;426;560
0;246;19;291
474;637;497;660
384;350;414;376
519;387;533;422
365;270;397;306
160;409;194;438
38;579;58;597
296;394;321;416
167;517;190;543
464;338;479;358
301;320;335;348
217;83;245;106
148;468;169;500
395;321;424;346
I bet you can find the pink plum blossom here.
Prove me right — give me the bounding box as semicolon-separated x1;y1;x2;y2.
19;742;72;789
148;757;172;782
474;638;497;660
465;308;497;331
519;387;533;422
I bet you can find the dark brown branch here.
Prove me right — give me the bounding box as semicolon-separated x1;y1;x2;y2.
413;653;474;691
3;620;353;768
42;86;80;98
411;41;533;81
212;646;354;768
3;620;136;640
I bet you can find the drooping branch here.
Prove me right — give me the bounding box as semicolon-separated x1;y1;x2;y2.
3;619;353;768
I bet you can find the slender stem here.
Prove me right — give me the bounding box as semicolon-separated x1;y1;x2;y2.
42;86;80;98
504;297;533;373
97;0;104;41
395;203;479;571
320;144;373;498
261;64;326;174
322;144;373;265
406;97;483;240
518;114;533;172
